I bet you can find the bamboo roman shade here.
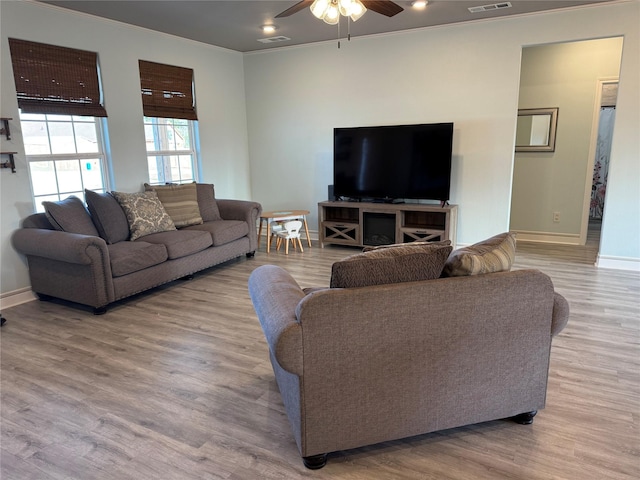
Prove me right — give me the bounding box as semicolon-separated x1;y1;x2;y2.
8;38;107;117
138;60;197;120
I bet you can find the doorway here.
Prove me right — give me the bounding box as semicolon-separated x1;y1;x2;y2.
586;80;618;248
509;37;623;252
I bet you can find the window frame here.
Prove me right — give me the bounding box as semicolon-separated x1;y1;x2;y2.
144;116;199;186
20;112;110;212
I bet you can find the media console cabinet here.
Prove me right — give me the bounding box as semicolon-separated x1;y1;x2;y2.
318;201;458;248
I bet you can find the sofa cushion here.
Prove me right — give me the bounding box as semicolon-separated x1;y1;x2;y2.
42;196;99;237
330;242;453;288
139;229;212;259
182;220;249;247
111;191;176;241
144;182;203;228
85;189;130;244
196;183;222;222
107;241;168;277
442;232;516;277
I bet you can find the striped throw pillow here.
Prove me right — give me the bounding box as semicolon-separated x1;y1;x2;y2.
144;182;203;228
442;232;516;277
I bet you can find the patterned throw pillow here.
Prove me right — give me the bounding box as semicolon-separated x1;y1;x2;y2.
442;232;516;277
111;191;176;241
42;196;99;236
144;182;203;228
330;242;453;288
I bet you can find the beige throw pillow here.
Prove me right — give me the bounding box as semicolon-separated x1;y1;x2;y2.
144;182;203;228
111;191;176;241
330;242;453;288
442;232;516;277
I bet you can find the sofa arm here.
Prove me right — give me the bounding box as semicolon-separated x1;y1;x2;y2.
217;199;262;251
551;292;570;337
248;265;304;375
11;228;115;308
12;228;110;266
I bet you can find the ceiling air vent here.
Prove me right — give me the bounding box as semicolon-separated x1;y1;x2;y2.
468;2;512;13
257;36;291;44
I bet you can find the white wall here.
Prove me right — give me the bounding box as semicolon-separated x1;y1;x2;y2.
511;37;624;244
0;1;251;302
244;0;639;269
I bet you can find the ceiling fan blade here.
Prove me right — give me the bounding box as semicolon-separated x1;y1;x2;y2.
275;0;314;18
362;1;404;17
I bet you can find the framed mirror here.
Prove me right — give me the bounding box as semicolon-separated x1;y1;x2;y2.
515;107;558;152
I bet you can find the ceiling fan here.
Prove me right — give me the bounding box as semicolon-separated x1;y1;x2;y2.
275;0;404;20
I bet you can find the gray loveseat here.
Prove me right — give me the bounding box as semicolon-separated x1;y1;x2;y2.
248;236;569;469
12;183;261;314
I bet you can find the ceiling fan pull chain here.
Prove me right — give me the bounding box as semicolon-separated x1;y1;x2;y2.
337;16;341;49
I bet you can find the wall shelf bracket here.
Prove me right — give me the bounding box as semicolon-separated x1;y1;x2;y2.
1;153;17;173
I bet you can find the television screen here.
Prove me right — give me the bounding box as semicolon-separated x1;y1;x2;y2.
333;123;453;202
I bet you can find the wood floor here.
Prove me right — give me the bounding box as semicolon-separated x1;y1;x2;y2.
2;231;638;479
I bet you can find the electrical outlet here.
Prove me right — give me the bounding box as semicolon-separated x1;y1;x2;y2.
553;211;561;223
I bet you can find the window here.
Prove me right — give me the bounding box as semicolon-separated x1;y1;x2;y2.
138;60;199;185
20;113;108;212
144;116;197;185
8;39;109;211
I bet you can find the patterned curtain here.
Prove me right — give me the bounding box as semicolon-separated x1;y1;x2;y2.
590;107;616;219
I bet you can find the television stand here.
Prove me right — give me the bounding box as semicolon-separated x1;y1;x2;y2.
318;201;457;248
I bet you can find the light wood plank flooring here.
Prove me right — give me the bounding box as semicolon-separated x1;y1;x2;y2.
1;235;638;479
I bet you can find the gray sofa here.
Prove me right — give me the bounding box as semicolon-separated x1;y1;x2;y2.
248;237;569;469
12;184;261;314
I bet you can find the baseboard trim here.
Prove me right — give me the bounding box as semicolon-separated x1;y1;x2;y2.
512;230;581;245
596;254;640;271
0;288;37;310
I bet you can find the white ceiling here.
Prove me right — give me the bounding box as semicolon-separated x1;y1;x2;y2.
40;0;616;52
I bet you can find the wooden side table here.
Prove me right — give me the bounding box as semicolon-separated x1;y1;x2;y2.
258;210;312;253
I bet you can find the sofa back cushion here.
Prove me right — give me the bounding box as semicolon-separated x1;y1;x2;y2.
442;232;516;277
111;191;176;241
42;196;99;237
196;183;222;222
85;189;130;244
144;182;203;228
330;242;453;288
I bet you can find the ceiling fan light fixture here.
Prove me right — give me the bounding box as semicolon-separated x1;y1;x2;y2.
311;0;366;24
350;0;367;21
310;0;330;19
411;0;428;9
323;3;340;24
261;24;277;34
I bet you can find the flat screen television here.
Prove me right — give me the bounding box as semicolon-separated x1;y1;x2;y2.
333;122;454;202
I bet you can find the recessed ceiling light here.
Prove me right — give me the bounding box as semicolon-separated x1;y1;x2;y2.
411;0;428;8
261;25;278;34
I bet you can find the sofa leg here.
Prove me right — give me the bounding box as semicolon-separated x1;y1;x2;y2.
303;454;327;470
512;410;537;425
246;251;256;258
93;306;107;315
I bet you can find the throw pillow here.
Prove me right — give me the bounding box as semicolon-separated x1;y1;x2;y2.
442;232;516;277
85;189;130;244
42;196;99;237
111;191;176;241
144;182;203;228
196;183;222;222
330;242;453;288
